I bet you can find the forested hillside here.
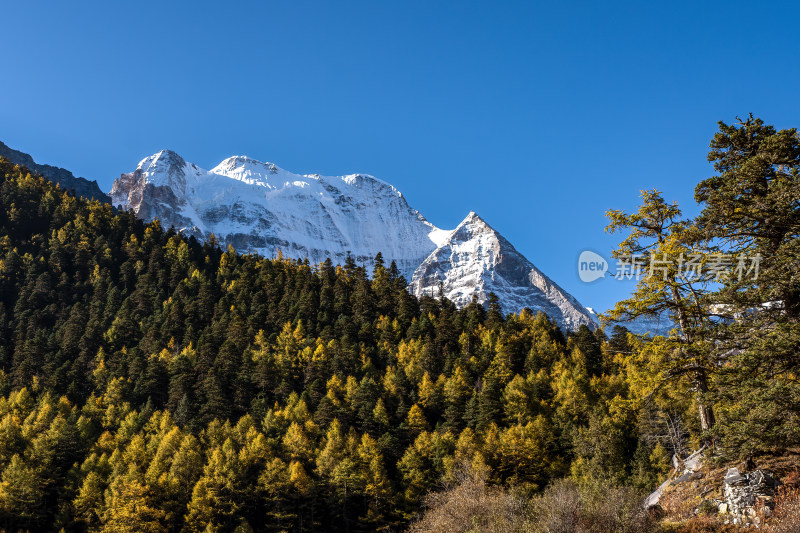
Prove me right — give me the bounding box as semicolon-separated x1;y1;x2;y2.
0;157;669;531
0;115;797;532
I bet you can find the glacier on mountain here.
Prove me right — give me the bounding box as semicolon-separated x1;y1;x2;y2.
110;150;445;280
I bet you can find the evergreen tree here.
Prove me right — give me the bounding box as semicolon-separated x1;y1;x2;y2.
695;116;800;454
606;190;717;435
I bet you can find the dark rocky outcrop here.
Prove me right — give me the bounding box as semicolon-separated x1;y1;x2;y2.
109;158;198;235
0;141;111;203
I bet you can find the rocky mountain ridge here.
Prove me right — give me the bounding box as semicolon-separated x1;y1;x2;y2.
109;150;447;281
0;141;110;203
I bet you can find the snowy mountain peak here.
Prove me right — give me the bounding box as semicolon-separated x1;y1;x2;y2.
454;211;491;232
136;149;186;175
110;152;443;280
128;150;205;195
409;210;596;330
428;211;504;255
210;156;286;188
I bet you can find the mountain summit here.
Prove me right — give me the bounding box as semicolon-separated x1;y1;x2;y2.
110;150;596;330
409;212;596;330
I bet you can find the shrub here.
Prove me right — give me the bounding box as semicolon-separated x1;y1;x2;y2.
411;471;657;533
576;480;655;533
529;479;582;533
409;468;532;533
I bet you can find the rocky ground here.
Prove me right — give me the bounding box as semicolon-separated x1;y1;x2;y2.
647;449;800;530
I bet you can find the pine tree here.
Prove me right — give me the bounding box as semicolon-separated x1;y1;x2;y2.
606;190;716;435
695;116;800;453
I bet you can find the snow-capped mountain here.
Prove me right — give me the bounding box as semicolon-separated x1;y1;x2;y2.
110;150;595;330
409;213;597;330
110;150;448;279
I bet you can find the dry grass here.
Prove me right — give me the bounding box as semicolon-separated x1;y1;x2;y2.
763;485;800;533
666;516;743;533
660;484;704;522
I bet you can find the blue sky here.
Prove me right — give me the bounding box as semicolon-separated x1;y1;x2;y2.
2;1;799;311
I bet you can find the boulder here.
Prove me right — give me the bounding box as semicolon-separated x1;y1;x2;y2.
724;467;747;486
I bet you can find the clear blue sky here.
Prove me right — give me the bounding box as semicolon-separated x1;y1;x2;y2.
2;1;799;312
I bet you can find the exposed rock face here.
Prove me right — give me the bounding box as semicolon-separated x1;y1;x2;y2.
644;448;706;510
408;212;597;330
0;141;111;203
109;150;202;237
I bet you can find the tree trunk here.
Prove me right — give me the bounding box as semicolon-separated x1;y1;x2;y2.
694;369;715;434
671;284;716;435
